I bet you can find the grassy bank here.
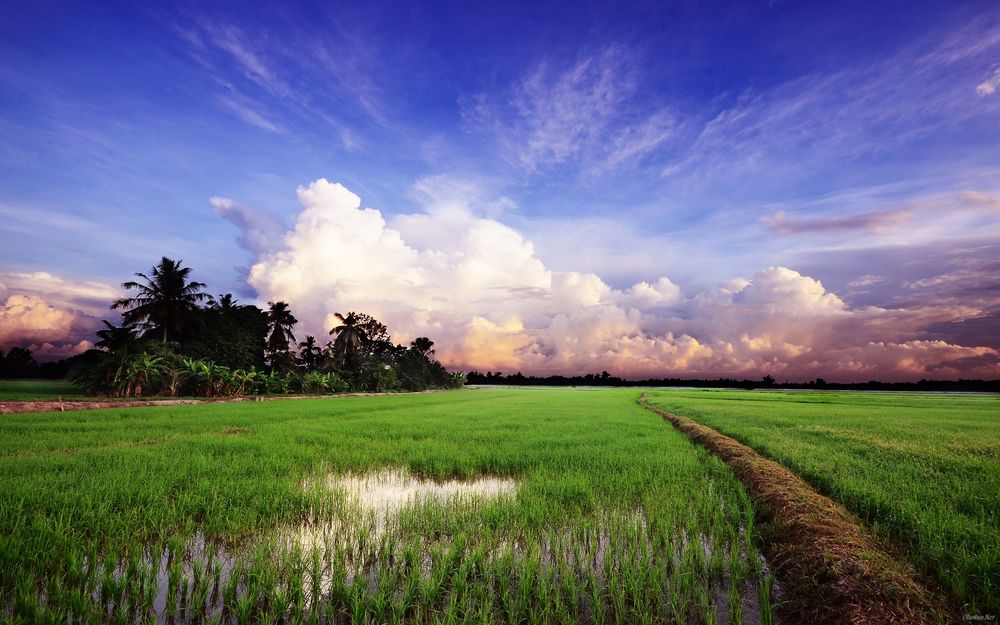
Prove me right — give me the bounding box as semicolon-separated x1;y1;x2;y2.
1;388;774;624
644;389;1000;615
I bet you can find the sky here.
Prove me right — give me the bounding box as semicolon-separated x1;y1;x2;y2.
1;0;999;381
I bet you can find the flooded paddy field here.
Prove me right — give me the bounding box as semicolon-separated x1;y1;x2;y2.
0;388;780;623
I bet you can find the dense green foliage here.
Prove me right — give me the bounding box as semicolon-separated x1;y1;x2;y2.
644;389;1000;614
0;388;773;624
180;304;268;371
68;348;352;397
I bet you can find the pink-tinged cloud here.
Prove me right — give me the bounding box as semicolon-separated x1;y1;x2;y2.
228;179;1000;381
762;208;913;235
762;191;1000;237
0;294;77;344
0;273;114;359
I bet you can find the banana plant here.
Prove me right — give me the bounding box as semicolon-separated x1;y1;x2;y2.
125;353;164;397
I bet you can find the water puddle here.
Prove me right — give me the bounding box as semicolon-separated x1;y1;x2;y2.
317;467;518;517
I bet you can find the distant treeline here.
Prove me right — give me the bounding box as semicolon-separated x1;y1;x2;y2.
0;348;71;379
466;370;1000;393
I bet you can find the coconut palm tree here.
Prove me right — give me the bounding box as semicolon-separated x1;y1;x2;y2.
207;293;239;312
266;301;298;370
94;320;139;352
329;312;368;370
297;335;322;370
112;257;208;342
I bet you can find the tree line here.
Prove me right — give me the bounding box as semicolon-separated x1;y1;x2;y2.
0;348;71;379
63;257;464;397
466;370;1000;392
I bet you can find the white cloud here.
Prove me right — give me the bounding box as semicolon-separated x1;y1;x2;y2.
847;274;887;288
234;179;1000;381
976;67;1000;95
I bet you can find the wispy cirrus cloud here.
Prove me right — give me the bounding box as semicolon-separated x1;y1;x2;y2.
662;14;1000;185
463;46;676;175
165;11;388;145
847;274;887;288
216;94;283;133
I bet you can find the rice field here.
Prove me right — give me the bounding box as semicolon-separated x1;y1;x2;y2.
0;388;777;624
0;380;85;401
643;389;1000;615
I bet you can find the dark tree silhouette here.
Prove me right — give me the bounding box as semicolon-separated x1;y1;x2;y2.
330;312;368;370
0;347;38;378
410;337;435;358
112;257;208;342
265;301;298;370
94;320;139;351
297;335;322;370
207;293;239;312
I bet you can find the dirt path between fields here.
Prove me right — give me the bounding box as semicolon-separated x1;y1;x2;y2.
638;394;953;625
0;390;442;415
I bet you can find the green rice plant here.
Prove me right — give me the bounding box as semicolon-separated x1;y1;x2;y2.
646;388;1000;614
0;379;86;401
759;572;775;625
1;388;782;623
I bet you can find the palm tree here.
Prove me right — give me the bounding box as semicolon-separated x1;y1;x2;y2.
297;335;322;370
329;312;368;370
266;301;298;369
112;257;208;342
94;320;139;352
207;293;239;312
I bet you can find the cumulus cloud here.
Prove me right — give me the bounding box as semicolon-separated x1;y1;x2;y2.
0;272;119;316
0;294;96;358
0;295;77;345
228;179;1000;381
0;272;117;359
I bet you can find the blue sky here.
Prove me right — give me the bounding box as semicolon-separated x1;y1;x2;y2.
1;0;999;378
